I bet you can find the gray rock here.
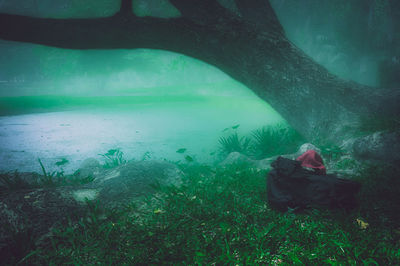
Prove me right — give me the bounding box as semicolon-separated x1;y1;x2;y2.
89;160;183;207
220;152;256;166
352;131;400;163
220;152;277;171
296;143;321;156
74;158;102;178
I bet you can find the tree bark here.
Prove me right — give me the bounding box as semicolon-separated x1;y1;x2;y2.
0;0;399;144
116;0;134;17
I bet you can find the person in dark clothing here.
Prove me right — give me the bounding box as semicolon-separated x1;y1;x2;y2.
267;150;361;212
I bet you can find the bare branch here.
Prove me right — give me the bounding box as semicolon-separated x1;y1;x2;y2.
234;0;283;33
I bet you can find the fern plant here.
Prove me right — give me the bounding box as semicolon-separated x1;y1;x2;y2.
218;133;252;155
218;124;304;159
251;124;304;159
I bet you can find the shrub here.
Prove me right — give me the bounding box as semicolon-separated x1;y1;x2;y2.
251;124;304;159
219;124;304;159
218;132;252;156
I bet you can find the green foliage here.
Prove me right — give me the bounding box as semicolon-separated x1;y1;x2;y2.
251;124;304;159
141;151;152;161
38;158;60;187
22;163;400;265
0;158;67;193
39;158;95;187
218;132;252;155
98;149;126;168
0;162;95;196
219;124;304;159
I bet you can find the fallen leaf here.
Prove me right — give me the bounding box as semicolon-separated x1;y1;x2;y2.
356;218;369;229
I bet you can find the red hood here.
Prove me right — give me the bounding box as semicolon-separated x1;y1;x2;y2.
296;150;326;175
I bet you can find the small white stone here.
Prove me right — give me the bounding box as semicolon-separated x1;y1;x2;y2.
72;189;99;202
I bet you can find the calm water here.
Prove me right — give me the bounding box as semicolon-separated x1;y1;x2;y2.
0;97;283;174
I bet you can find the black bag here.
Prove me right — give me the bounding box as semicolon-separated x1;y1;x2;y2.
267;156;361;212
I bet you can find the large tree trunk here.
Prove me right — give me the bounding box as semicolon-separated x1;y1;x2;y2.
0;0;399;144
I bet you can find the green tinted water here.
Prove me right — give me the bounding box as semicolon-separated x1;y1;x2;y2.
0;95;285;173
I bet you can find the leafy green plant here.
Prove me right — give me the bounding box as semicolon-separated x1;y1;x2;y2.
0;160;95;195
98;149;126;168
141;151;152;161
251;124;304;159
218;132;252;155
219;124;304;159
38;158;92;187
38;158;63;187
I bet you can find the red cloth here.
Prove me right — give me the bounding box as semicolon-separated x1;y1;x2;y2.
296;150;326;175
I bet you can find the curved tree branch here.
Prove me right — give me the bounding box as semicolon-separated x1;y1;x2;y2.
169;0;231;24
116;0;134;17
234;0;283;33
0;5;398;144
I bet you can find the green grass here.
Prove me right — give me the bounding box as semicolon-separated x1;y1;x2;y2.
0;159;94;195
12;162;399;265
0;148;126;195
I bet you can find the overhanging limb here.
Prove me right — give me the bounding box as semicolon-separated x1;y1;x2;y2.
115;0;135;17
234;0;283;33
